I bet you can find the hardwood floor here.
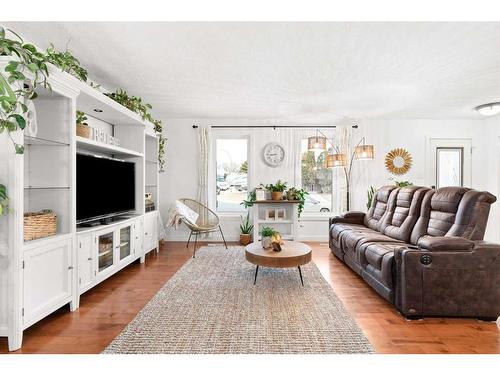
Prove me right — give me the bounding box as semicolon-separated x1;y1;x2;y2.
1;241;498;354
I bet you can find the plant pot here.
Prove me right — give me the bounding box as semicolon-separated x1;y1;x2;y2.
261;236;272;249
271;191;283;201
76;123;90;138
240;233;251;245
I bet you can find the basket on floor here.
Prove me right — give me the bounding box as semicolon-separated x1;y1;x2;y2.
24;210;57;241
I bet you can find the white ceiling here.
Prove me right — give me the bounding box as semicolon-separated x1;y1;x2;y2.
3;22;500;122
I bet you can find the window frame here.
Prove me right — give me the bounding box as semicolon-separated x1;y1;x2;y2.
210;131;251;216
294;129;336;218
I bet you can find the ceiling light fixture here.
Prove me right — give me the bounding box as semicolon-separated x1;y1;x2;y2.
475;102;500;117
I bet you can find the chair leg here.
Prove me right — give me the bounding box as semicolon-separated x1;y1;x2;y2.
186;230;193;248
219;226;228;249
193;232;198;258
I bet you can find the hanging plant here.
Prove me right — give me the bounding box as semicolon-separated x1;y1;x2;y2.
44;43;88;82
105;88;166;171
0;184;8;216
0;26;50;154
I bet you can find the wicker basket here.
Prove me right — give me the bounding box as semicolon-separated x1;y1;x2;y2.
76;123;90;138
24;210;57;241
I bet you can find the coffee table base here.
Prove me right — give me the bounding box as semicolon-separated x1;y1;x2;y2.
253;265;304;286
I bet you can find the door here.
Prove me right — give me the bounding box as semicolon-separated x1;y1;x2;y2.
428;138;472;188
96;230;115;275
77;232;95;291
143;213;157;253
23;238;73;327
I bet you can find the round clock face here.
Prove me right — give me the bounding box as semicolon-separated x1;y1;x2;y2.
263;142;285;167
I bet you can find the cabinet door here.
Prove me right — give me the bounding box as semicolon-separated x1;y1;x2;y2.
131;219;143;257
143;214;156;253
118;224;133;263
96;230;115;275
77;233;95;290
23;238;73;327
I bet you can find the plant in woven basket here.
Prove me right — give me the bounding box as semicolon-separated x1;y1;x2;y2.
0;184;8;216
285;187;308;218
45;43;88;82
239;212;254;245
76;110;87;125
265;180;287;200
0;26;50;154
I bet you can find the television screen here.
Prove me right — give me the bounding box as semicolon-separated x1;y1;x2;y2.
77;153;136;223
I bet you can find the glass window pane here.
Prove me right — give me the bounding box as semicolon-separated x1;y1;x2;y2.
216;139;248;212
436;148;463;188
300;139;332;214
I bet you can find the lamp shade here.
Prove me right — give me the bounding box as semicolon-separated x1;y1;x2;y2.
326;153;347;168
307;136;327;151
354;145;374;160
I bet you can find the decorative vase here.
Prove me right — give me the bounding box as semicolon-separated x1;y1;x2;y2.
271;191;282;201
261;236;272;249
240;233;251;245
76;123;91;138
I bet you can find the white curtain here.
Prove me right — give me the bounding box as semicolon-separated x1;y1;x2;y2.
197;126;210;229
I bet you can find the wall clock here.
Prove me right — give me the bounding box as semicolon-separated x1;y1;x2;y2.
263;142;285;167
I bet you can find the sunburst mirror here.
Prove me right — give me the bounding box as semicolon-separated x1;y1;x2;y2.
385;148;412;175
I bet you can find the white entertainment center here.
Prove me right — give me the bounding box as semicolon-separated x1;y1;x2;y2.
0;59;161;351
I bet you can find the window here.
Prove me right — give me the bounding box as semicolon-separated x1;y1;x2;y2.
300;138;333;214
215;138;248;212
436;147;463;188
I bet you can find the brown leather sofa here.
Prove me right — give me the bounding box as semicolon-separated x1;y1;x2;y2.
329;186;500;320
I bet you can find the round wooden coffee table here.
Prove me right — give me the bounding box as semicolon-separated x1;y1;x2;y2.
245;241;312;286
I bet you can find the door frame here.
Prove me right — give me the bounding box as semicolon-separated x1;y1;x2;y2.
427;138;472;188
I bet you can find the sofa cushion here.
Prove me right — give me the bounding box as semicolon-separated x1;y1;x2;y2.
342;231;402;265
364;186;398;231
330;223;369;241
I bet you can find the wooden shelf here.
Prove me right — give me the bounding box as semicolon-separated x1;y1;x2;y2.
76;137;143;158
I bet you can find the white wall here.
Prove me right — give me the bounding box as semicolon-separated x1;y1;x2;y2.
159;117;500;242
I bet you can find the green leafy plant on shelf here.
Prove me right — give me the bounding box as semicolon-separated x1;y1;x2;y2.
44;43;88;82
366;185;376;210
0;184;8;216
105;88;166;171
239;212;254;234
394;180;413;187
285;187;309;218
0;26;50;155
265;180;288;192
260;226;276;237
76;110;88;125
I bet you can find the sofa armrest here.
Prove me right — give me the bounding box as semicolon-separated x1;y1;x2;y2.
394;242;500;318
417;236;474;251
329;211;365;226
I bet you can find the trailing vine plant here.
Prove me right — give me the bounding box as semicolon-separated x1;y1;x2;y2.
44;43;88;82
105;88;166;171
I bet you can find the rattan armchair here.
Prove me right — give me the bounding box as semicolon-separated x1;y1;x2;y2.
179;198;228;258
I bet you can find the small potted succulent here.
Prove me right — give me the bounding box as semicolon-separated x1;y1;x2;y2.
265;180;288;201
239;212;254;245
76;110;90;138
260;226;275;249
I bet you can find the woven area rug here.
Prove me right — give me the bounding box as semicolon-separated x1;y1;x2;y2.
103;246;374;354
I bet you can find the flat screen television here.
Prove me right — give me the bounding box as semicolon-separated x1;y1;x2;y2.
77;153;136;224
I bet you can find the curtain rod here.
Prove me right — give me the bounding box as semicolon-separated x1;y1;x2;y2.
192;125;358;129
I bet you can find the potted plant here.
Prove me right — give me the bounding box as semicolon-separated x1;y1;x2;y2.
260;226;275;249
265;180;288;201
285;187;309;217
76;110;90;138
239;212;253;245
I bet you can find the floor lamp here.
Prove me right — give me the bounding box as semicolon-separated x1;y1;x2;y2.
308;128;374;211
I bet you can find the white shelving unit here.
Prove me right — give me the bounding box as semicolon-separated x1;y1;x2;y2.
0;60;162;351
252;201;300;241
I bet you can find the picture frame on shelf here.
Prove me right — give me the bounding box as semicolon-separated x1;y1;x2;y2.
265;209;276;220
276;208;286;220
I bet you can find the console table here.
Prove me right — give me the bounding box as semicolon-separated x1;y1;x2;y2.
252;200;300;241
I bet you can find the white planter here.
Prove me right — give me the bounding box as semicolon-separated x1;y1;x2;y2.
261;236;272;249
